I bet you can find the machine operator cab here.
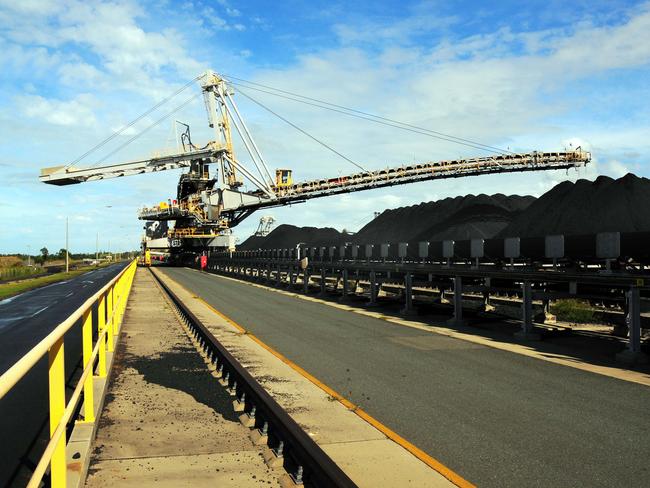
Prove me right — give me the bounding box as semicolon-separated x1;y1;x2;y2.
275;169;293;188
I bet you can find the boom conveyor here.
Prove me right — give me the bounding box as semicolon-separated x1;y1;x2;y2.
136;148;590;224
39;69;591;247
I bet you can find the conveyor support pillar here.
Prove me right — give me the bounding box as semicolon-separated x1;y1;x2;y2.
447;276;466;326
617;286;648;364
340;268;350;302
369;270;378;306
401;272;415;315
516;280;540;340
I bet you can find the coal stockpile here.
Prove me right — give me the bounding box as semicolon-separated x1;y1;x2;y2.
238;224;347;250
351;194;535;243
237;173;650;250
499;174;650;238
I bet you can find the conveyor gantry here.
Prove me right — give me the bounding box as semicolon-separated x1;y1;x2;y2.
39;69;591;237
136;148;590;225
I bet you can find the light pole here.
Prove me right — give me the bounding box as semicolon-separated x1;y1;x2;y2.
105;206;113;262
65;217;69;273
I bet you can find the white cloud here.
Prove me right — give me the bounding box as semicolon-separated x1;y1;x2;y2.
19;93;98;126
0;0;206;99
216;0;240;17
203;4;245;32
333;10;458;45
57;61;105;87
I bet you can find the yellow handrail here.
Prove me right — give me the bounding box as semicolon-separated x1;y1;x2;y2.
0;259;138;488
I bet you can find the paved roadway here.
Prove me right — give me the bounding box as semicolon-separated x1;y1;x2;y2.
162;267;650;488
0;263;128;374
0;263;127;487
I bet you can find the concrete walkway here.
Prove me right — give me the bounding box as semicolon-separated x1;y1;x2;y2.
85;269;279;487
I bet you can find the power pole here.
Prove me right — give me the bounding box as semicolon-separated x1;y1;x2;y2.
65;217;69;273
96;232;99;265
27;245;31;267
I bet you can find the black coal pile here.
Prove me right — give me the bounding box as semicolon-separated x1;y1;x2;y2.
351;194;535;243
237;174;650;249
499;174;650;238
238;224;346;250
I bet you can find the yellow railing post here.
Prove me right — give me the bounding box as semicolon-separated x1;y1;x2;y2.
113;281;120;333
120;272;127;325
48;337;66;488
118;278;124;328
97;294;107;378
0;259;139;488
80;309;94;423
106;286;114;352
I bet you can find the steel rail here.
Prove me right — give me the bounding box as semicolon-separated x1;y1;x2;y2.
149;268;358;488
218;256;650;288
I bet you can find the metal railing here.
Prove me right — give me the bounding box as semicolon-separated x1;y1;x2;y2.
0;259;137;488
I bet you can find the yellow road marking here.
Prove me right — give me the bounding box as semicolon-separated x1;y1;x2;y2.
160;268;475;488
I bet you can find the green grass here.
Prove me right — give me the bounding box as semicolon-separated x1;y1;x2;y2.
0;266;45;281
0;263;114;300
549;299;596;324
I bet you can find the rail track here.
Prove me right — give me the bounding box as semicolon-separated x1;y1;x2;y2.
149;268;358;488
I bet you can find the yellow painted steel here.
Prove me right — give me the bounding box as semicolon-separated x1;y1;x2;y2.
97;294;107;378
48;337;66;487
107;287;114;352
80;309;95;423
0;259;137;488
275;168;293;187
114;281;121;332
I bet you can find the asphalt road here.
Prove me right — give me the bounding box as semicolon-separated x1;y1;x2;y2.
162;267;650;488
0;263;128;374
0;262;127;487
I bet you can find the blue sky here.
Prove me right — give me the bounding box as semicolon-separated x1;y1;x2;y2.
1;0;649;253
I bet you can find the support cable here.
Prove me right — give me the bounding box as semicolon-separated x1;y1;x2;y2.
67;76;201;168
95;93;200;165
221;95;273;191
225;76;514;155
224;91;275;186
235;87;368;172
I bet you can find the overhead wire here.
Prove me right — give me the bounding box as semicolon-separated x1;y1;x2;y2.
95;93;200;165
223;74;514;155
235;86;368;172
67;75;201;168
231;81;502;155
69;70;512;173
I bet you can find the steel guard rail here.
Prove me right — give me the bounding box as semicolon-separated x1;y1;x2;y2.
0;259;138;488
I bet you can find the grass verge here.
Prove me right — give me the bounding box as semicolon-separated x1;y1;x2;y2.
550;299;596;324
0;263;113;301
0;266;46;281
